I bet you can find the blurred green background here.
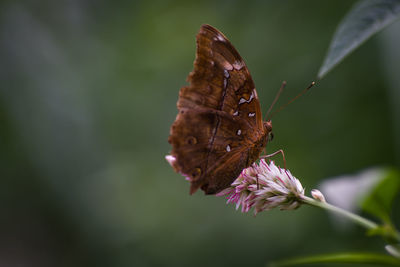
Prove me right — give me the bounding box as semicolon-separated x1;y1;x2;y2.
1;0;399;266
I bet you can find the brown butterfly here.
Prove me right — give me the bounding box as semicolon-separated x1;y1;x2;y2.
167;24;274;195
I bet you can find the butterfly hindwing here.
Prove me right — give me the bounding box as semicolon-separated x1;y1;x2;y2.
169;108;253;194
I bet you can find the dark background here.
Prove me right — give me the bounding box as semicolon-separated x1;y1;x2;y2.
1;0;399;266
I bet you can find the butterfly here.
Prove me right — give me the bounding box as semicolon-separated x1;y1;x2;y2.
167;24;274;195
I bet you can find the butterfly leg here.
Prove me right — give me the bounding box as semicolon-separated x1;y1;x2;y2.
260;149;286;169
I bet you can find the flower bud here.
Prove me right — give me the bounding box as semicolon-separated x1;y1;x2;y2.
311;189;326;202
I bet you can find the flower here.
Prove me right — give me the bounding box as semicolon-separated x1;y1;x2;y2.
216;159;305;215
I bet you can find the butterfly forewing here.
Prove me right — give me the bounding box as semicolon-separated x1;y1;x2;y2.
168;24;269;194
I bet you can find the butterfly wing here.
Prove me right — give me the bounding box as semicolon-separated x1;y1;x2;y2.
168;24;268;194
179;24;264;132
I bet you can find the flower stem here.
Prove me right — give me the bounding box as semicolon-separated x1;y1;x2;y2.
301;196;378;230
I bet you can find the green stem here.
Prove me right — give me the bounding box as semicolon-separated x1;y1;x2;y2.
301;196;379;230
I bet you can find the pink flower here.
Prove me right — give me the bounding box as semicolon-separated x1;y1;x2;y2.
217;159;305;215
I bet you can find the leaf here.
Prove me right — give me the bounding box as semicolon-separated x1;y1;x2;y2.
318;0;400;79
362;168;400;224
319;167;400;227
319;167;384;215
270;252;400;266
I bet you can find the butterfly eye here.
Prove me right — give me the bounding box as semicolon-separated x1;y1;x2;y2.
268;132;274;142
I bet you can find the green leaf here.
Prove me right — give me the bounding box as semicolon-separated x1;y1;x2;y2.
318;0;400;79
362;168;400;224
270;252;400;266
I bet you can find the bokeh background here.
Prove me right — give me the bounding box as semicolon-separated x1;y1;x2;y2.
1;0;400;266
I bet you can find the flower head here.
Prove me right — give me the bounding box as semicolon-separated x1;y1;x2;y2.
217;159;305;215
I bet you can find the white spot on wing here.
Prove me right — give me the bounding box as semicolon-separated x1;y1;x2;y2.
226;145;231;152
248;112;255;117
233;110;238;116
233;60;245;70
224;69;230;78
248;91;254;102
213;34;226;42
237;129;241;135
238;91;254;105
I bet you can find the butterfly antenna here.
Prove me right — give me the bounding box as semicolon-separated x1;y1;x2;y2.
266;81;286;120
269;81;315;119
